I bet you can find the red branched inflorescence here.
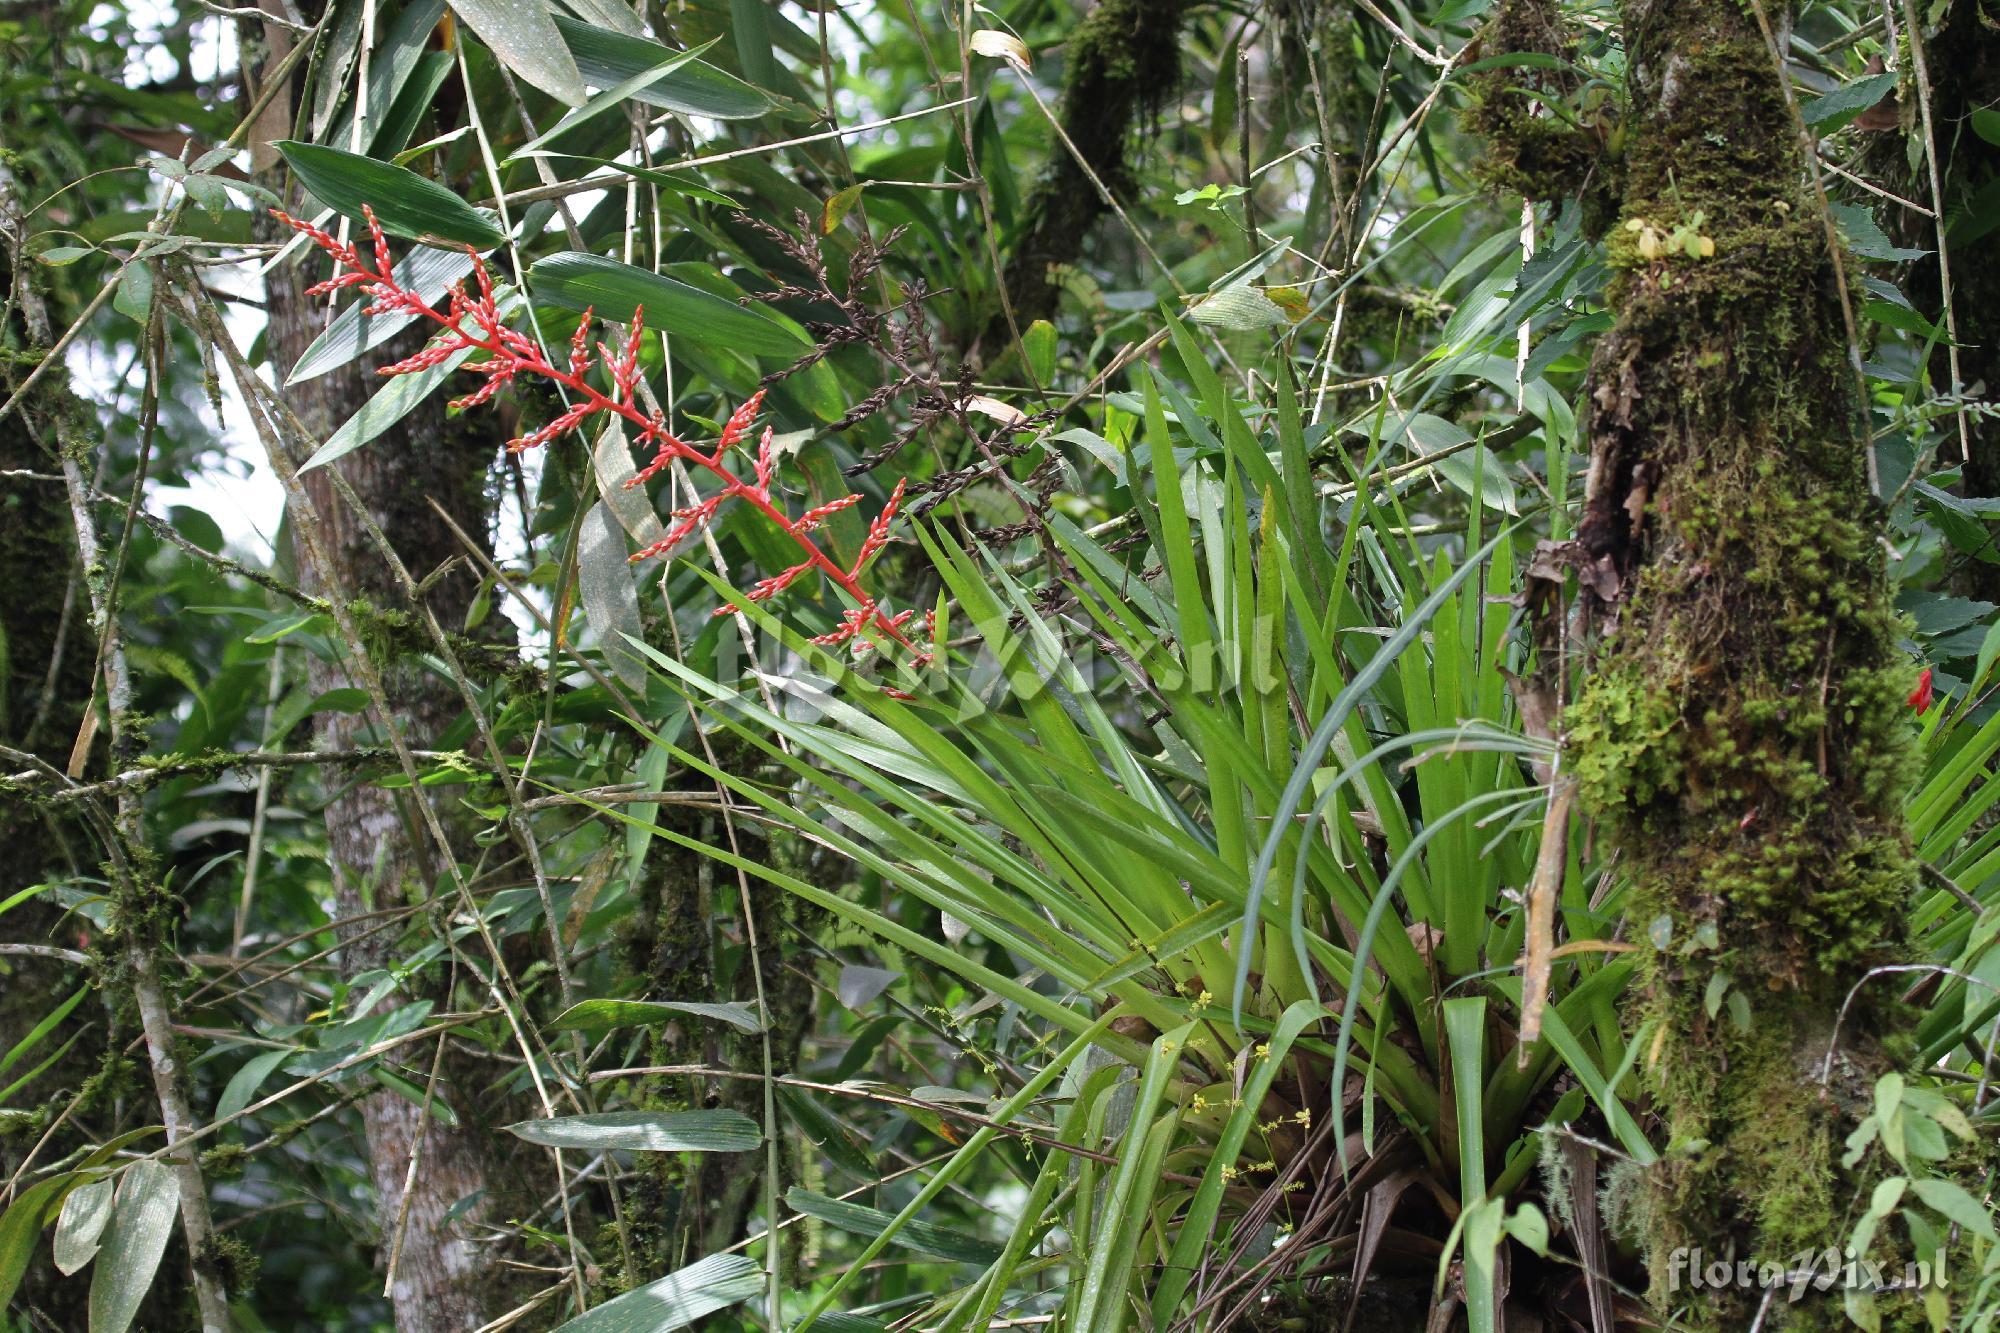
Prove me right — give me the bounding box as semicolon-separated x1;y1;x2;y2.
273;205;937;663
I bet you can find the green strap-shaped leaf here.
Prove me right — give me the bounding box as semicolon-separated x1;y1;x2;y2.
553;14;774;120
527;252;806;358
447;0;587;106
547;998;765;1034
504;1109;762;1152
550;1251;763;1332
276;141;505;247
287;244;476;384
786;1188;1001;1265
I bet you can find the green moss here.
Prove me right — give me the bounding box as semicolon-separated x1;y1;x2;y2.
1560;0;1927;1320
196;1231;261;1300
1463;0;1621;227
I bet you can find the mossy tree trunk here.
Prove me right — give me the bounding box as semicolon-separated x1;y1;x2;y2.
995;0;1189;333
1556;0;1919;1325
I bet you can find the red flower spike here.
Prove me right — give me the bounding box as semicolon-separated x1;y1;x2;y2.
364;206;393;283
1910;667;1935;715
755;426;777;492
794;493;862;533
718;390;766;456
569;309;594;379
266;205;920;660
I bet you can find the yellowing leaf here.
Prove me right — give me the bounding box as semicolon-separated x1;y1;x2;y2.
969;29;1031;74
822;183;864;235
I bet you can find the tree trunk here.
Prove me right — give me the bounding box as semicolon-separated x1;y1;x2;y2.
995;0;1189;331
0;200;129;1333
1562;0;1917;1325
242;21;515;1316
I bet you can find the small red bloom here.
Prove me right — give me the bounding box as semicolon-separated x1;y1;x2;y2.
1909;667;1935;715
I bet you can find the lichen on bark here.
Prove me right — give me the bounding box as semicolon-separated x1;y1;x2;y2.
1553;0;1923;1323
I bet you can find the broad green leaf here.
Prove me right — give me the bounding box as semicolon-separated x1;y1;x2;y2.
0;1175;74;1312
549;1251;763;1332
447;0;587;106
546;998;764;1034
1189;284;1289;331
504;1109;762;1152
785;1188;1001;1265
87;1160;178;1333
215;1047;293;1123
1832;202;1927;263
53;1177;114;1276
276;141;504;247
527;253;805;358
1021;318;1057;383
553;14;774;120
1911;1177;1998;1240
1802;71;1897;129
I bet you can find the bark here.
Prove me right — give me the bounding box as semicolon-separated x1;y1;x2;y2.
242;26;514;1325
261;243;510;1332
0;199;122;1333
1558;0;1918;1325
2;188;235;1332
996;0;1189;330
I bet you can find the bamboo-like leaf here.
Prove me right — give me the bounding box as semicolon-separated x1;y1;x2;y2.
302;341;478;472
0;1174;73;1312
546;998;764;1034
448;0;586;104
287;245;476;383
553;14;774;120
87;1160;178;1333
504;1109;761;1152
528;253;803;357
215;1047;293;1123
276;141;505;246
786;1188;1001;1264
549;1251;763;1332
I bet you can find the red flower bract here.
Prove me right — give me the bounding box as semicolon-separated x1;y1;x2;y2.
272;206;919;658
1909;667;1934;715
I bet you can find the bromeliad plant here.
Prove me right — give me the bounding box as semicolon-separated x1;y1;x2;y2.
271;205;932;661
617;324;1644;1329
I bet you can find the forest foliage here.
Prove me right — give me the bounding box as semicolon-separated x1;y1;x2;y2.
4;0;2000;1327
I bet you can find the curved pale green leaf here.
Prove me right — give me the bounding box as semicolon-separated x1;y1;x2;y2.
553;14;773;120
52;1177;113;1277
550;1251;762;1332
302;340;477;472
87;1160;178;1333
276;141;504;246
504;1109;762;1152
547;998;765;1034
527;252;805;358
